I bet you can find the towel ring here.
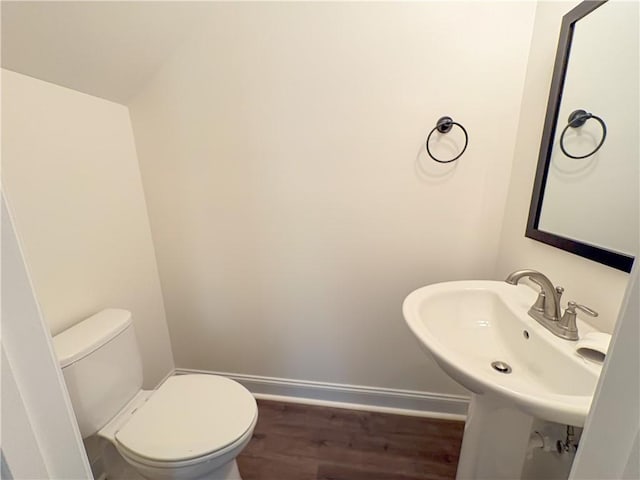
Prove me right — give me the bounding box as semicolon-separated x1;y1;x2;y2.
559;109;607;159
426;116;469;163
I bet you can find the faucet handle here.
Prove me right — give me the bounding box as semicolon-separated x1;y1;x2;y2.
559;301;598;340
567;301;598;318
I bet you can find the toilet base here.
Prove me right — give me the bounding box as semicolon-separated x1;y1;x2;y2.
193;460;241;480
131;459;242;480
102;441;145;480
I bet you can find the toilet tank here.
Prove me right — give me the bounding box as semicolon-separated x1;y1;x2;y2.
53;309;143;438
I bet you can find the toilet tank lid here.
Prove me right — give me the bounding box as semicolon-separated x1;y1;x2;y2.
53;309;133;368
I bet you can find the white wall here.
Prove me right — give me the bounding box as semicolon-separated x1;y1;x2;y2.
2;196;92;479
495;1;630;334
129;2;536;393
2;69;174;387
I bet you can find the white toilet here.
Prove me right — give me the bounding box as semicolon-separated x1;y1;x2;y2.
53;308;258;480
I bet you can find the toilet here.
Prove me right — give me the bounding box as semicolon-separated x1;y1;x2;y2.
53;309;258;480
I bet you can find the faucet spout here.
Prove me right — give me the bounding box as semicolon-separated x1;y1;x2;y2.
505;269;561;321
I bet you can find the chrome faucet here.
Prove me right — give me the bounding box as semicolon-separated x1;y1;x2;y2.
505;269;598;341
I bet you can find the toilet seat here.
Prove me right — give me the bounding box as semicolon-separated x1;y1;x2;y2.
112;375;257;465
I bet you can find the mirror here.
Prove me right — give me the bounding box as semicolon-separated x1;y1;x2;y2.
526;0;638;272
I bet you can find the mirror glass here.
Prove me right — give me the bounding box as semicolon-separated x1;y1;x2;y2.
527;0;638;272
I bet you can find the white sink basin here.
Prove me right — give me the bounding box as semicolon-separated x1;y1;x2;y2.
403;280;602;426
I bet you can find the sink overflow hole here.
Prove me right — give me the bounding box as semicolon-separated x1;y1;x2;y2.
491;361;512;374
523;330;530;339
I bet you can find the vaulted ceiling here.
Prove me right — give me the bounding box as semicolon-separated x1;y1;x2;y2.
1;1;213;104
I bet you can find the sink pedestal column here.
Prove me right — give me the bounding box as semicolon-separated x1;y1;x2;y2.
456;394;534;480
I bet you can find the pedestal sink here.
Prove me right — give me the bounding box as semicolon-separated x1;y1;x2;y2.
403;280;602;479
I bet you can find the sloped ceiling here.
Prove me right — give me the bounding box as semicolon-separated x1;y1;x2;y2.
1;1;213;104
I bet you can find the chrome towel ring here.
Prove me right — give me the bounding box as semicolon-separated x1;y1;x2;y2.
559;109;607;159
426;116;469;163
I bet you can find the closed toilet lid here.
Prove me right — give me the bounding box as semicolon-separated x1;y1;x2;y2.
115;375;257;463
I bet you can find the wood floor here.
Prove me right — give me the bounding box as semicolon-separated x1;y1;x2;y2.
237;400;465;480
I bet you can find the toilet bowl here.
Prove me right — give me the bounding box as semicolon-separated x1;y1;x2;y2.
53;309;257;480
100;374;257;480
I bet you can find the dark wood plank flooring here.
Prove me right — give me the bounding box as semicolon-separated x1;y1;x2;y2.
237;400;464;480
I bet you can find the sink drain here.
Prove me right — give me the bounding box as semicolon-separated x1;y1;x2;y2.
491;361;512;374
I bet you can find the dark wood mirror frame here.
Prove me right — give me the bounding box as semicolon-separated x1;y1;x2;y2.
525;0;634;273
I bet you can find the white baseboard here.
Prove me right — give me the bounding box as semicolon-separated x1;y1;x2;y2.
175;368;469;421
